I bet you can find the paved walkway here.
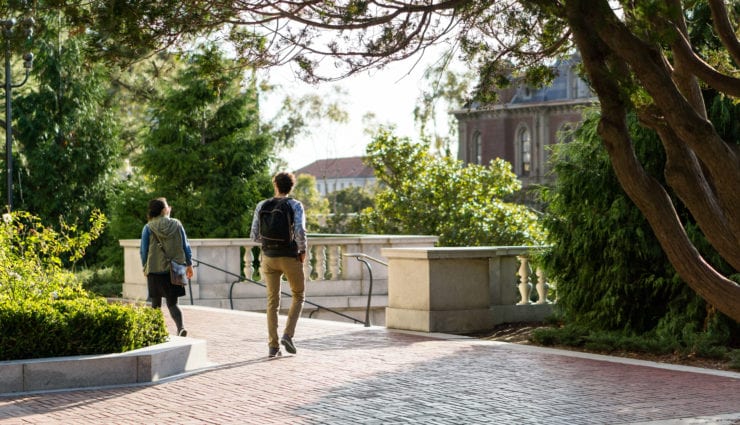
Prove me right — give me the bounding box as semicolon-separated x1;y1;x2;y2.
1;305;739;424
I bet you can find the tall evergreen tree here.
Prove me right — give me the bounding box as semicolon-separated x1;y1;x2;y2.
13;10;122;226
138;45;272;238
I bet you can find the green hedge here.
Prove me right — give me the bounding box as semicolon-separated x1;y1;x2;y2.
0;297;168;361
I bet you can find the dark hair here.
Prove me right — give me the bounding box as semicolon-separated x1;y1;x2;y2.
273;172;296;195
147;197;167;220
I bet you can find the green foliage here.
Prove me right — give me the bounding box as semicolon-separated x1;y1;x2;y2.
14;11;123;226
357;129;545;246
729;350;740;370
292;174;329;232
540;108;739;346
138;44;273;238
531;322;738;364
268;88;350;152
0;210;106;303
77;266;123;298
0;210;167;360
327;185;375;214
323;185;375;233
0;297;167;360
414;53;474;155
540;111;688;331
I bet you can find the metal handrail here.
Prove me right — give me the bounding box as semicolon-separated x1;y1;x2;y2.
342;253;388;327
191;257;367;325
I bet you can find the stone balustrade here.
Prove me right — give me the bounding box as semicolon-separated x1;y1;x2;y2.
120;235;439;324
120;237;553;332
383;246;554;333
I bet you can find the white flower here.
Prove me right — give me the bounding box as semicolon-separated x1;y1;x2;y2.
2;213;11;224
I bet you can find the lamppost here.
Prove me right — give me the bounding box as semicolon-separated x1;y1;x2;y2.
2;17;33;211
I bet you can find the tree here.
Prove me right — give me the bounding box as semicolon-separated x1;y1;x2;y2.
542;109;738;339
138;45;273;238
323;185;375;234
13;10;122;232
358;129;544;246
67;1;740;320
292;174;329;232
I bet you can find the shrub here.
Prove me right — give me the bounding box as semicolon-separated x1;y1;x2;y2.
530;323;734;361
0;297;167;360
77;266;124;298
0;210;168;360
728;350;740;371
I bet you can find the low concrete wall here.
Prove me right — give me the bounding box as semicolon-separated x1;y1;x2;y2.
383;246;554;333
0;336;210;395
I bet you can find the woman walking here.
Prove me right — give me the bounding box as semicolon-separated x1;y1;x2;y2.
140;197;194;336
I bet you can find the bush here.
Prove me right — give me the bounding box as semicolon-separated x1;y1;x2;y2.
77;266;124;298
0;297;167;360
530;324;734;361
357;131;545;246
728;350;740;371
0;210;168;360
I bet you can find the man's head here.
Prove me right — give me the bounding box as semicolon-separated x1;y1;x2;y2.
273;172;296;195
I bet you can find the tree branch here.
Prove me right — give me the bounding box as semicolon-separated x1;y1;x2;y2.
707;0;740;66
665;0;706;120
670;27;740;98
638;107;740;271
590;2;740;250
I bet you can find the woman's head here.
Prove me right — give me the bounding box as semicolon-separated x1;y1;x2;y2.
273;172;296;195
147;197;170;220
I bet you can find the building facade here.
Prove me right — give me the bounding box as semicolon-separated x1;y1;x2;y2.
295;156;376;196
453;57;597;186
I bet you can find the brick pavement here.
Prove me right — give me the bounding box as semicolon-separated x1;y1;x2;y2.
0;305;739;425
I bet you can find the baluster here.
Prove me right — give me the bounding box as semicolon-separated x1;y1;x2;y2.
304;247;313;280
516;255;532;305
328;245;340;280
313;245;327;280
535;267;549;304
243;247;256;280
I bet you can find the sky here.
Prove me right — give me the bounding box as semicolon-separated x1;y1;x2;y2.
258;52;454;171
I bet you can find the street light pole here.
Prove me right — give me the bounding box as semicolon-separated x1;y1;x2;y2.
2;17;33;212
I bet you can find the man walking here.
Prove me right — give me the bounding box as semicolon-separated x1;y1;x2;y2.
251;172;307;358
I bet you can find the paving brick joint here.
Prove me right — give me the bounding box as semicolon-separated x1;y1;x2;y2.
1;305;738;424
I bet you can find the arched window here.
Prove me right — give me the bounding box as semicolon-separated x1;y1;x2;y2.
518;127;531;176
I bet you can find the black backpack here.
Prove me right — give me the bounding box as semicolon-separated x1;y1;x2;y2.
258;197;295;253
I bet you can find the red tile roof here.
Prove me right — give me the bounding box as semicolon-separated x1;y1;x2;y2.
294;156;375;179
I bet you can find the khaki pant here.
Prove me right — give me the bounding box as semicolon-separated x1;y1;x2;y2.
261;255;306;348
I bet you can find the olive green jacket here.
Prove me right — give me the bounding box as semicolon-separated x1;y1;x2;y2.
143;216;187;275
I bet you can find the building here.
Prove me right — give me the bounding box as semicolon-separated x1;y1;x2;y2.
295;156;376;196
453;56;597;186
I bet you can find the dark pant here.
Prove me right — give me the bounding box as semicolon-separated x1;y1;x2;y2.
147;272;184;332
